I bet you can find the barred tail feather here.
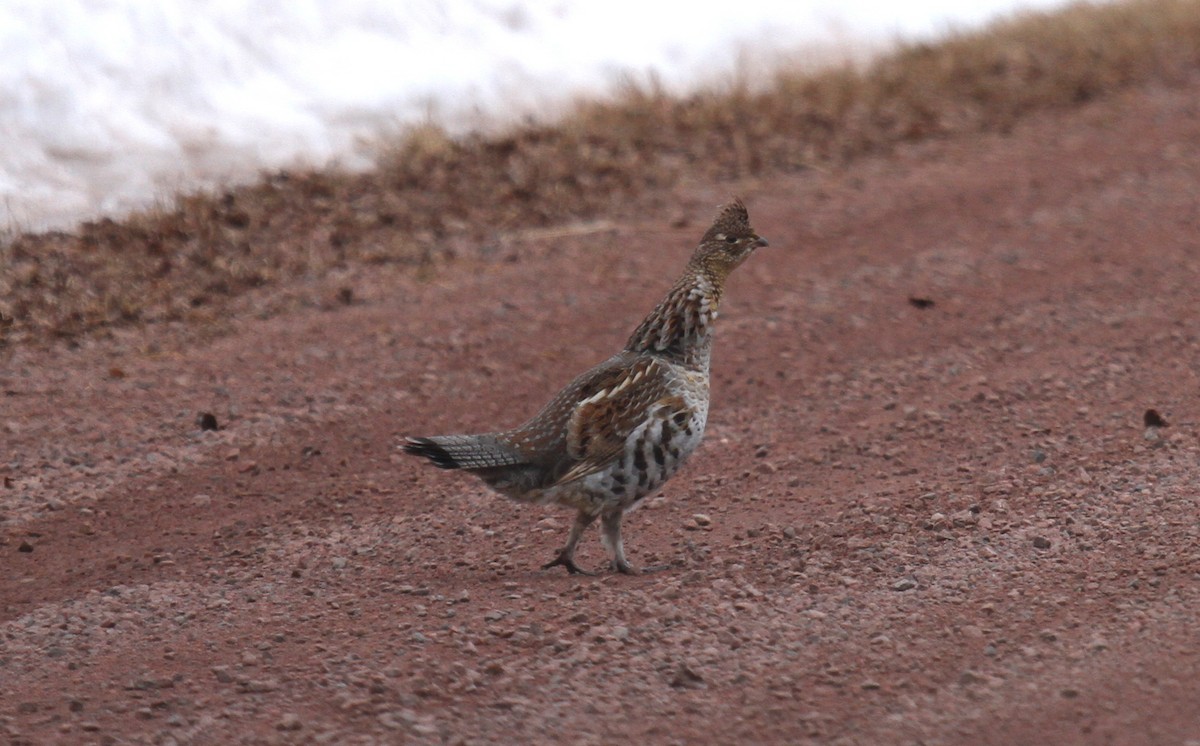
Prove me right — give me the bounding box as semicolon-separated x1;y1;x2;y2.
403;434;525;470
403;437;461;469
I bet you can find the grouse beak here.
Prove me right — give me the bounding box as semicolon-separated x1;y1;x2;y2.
753;234;769;249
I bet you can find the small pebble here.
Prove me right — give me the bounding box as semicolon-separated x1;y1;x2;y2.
1143;409;1167;427
276;713;303;731
669;662;706;690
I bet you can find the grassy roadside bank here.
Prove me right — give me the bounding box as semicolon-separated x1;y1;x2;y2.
2;0;1199;350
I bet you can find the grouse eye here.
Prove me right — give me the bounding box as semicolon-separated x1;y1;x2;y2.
725;235;739;244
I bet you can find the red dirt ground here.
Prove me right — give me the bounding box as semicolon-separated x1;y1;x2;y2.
3;76;1200;745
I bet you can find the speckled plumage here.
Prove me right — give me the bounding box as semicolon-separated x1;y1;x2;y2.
404;200;768;574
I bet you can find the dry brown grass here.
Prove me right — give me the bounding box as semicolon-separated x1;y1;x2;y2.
3;0;1199;350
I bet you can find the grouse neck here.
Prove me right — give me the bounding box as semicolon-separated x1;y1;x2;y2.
624;267;721;368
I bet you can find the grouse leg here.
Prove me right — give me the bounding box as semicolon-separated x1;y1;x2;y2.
542;511;597;575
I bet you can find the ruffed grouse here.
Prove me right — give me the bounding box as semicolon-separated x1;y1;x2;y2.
404;200;768;574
